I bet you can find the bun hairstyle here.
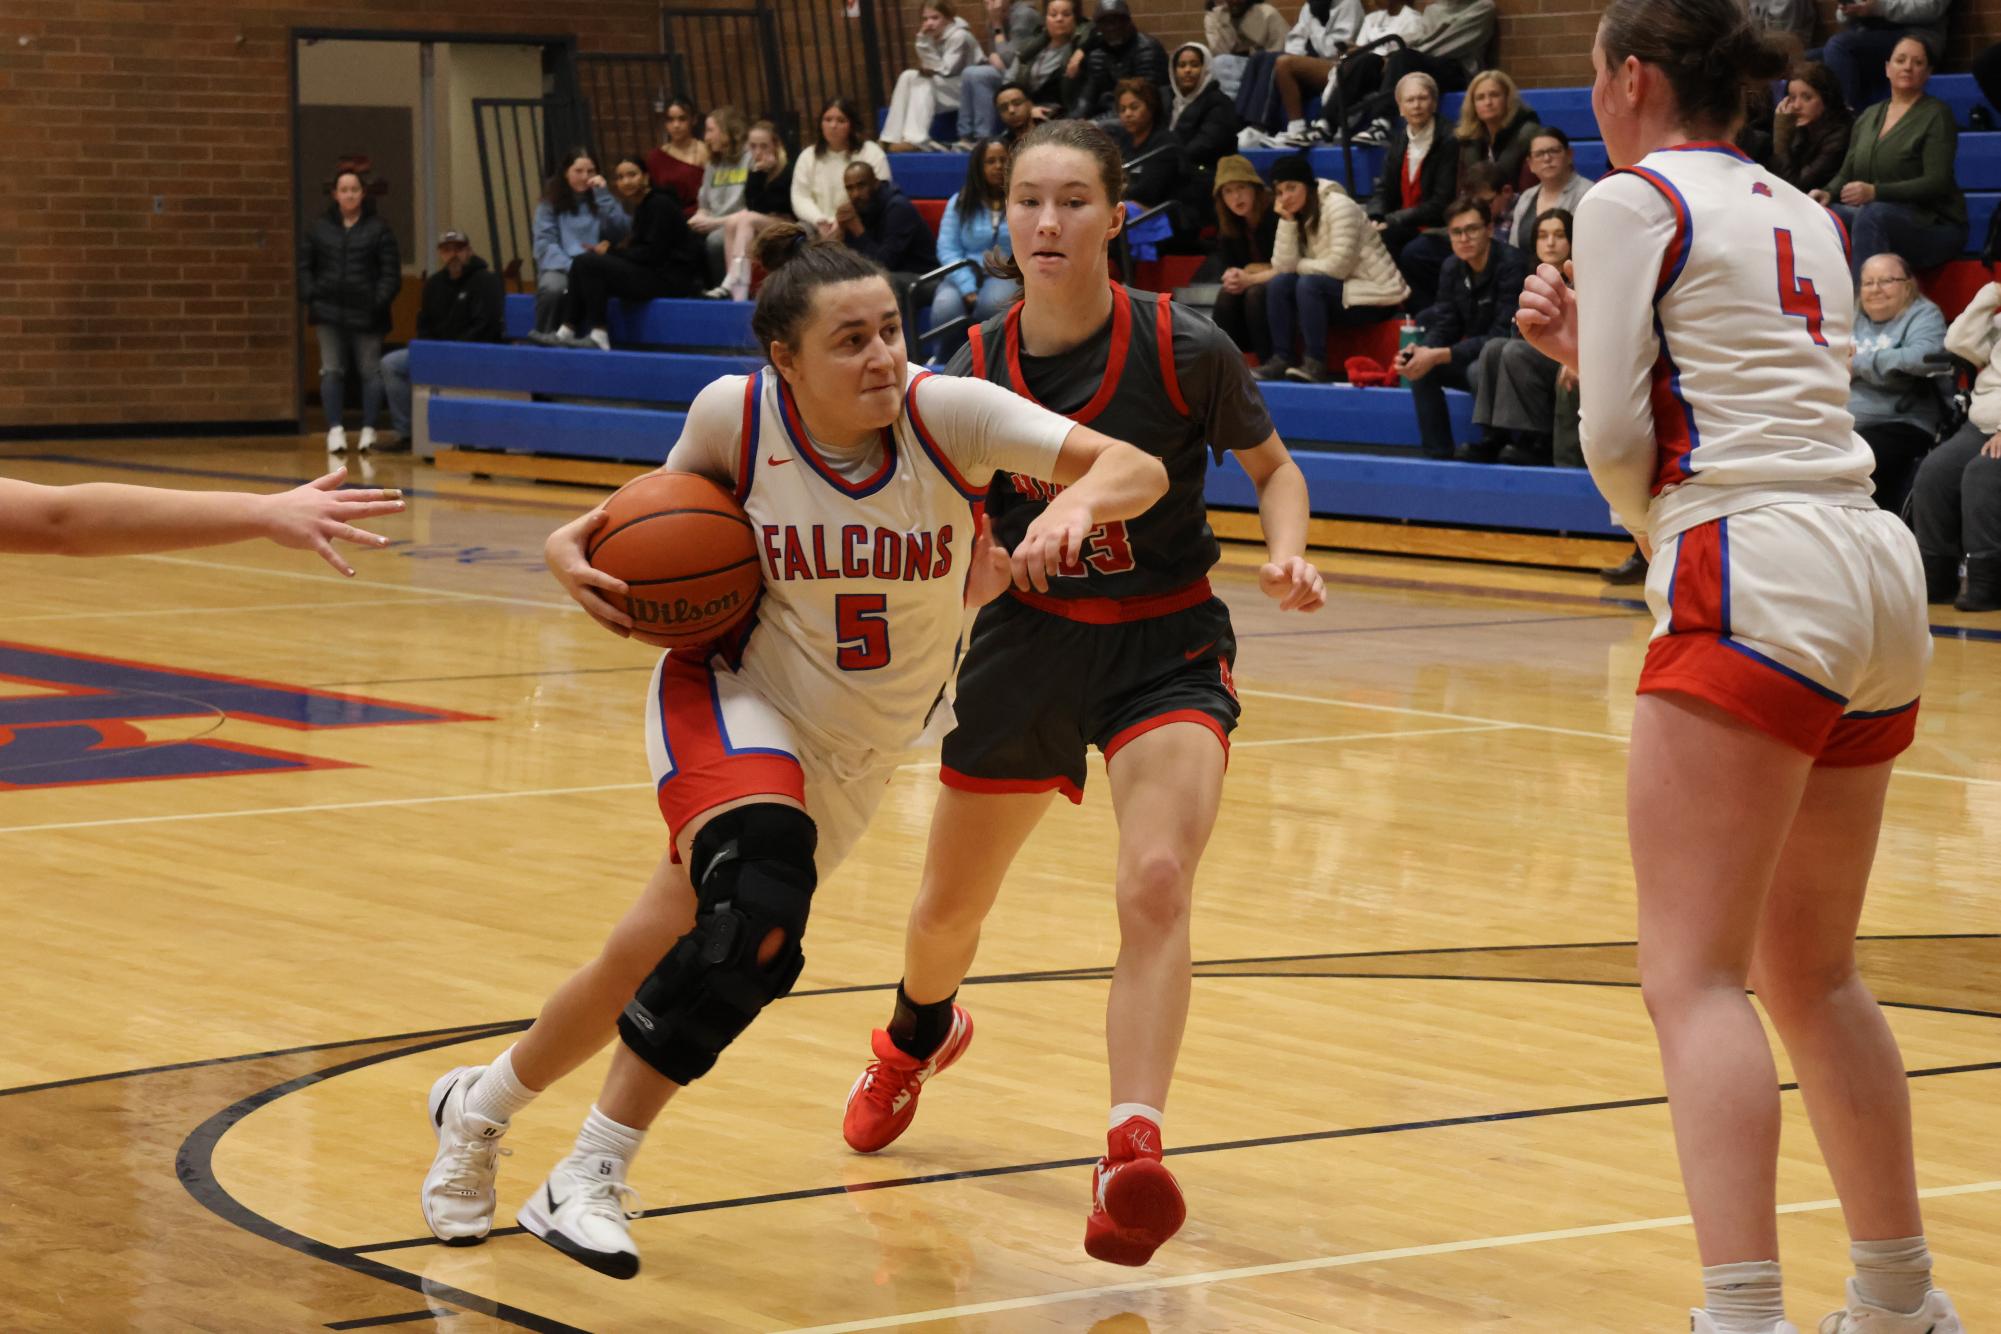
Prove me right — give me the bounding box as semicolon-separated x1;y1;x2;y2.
1599;0;1789;135
749;221;891;354
987;119;1126;283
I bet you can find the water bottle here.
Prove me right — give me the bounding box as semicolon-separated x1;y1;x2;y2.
1396;317;1421;382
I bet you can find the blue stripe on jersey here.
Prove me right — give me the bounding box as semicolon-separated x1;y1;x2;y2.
706;668;797;759
1717;516;1732;636
1622;165;1694;301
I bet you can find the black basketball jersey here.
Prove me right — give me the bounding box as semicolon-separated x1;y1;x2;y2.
950;283;1273;603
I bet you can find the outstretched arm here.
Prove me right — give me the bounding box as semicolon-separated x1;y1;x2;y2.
1233;433;1326;612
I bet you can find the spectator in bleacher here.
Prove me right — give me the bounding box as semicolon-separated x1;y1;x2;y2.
1735;79;1780;168
299;167;401;454
994;81;1040;147
1323;0;1432;140
1393;192;1527;459
1205;0;1289;59
958;0;1045;145
1344;0;1496;147
1067;0;1168;123
612;153;652;217
1000;0;1091;122
1170;43;1242;214
793;97;892;242
883;0;985;152
1849;252;1949;511
1208;155;1280;360
1508;128;1588;247
1773;62;1852;194
530;149;631;334
646;98;708;217
1916;278;2001;610
693;106;752;287
716;121;795;301
1752;0;1817;54
1252;155;1408;383
837;161;939;349
380;229;504;444
534;158;709;350
1467;207;1573;465
1811;34;1967;280
1818;0;1950;112
1112;77;1188;236
1455;70;1541;199
1366;72;1454;281
1396;157;1505;318
1271;0;1364;147
928;140;1018;357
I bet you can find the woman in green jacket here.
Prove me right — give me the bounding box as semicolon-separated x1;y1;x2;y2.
1812;33;1966;280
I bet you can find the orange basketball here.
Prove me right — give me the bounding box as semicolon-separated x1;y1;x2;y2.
586;472;762;648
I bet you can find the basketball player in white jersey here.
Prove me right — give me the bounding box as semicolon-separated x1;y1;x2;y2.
414;224;1169;1277
1516;3;1961;1331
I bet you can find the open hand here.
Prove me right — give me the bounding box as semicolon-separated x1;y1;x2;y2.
544;507;635;638
261;466;404;576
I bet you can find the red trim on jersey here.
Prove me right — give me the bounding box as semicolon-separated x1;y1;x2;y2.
735;371;760;503
1618;166;1693;300
1103;708;1229;764
1637;632;1844;758
774;375;898;497
1007;577;1213;624
903;368;986;501
1153;293;1191;417
1825;206;1852;264
1649;350;1697;493
1667;521;1725;635
1818;701;1920;767
652;652;805;847
967;320;988;378
940;765;1084;805
1002;282;1131;424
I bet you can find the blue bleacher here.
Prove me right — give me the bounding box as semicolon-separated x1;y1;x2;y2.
499;294;755;351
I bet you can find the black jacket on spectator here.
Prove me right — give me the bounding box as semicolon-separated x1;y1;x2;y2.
1218;208;1279;269
1117;126;1186;210
1774;111;1852;194
298;205;401;332
416;255;505;343
1012;23;1093;108
1070;30;1170;120
847;182;939;273
623;189;707;272
1458;106;1543;192
1172;83;1240;172
1368;127;1458;233
746;161;796;218
1418;241;1532;369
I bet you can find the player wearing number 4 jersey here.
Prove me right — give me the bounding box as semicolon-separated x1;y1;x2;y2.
415;223;1168;1278
841;120;1327;1268
1516;4;1960;1332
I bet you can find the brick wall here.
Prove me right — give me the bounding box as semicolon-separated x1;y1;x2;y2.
2;1;659;434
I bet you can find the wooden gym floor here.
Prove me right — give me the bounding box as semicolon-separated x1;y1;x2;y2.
0;438;1994;1333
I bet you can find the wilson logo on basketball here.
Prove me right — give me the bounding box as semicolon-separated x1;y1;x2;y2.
628;589;744;626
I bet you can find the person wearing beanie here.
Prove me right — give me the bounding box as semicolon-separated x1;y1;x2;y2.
1207;155;1280;359
1255;154;1408;384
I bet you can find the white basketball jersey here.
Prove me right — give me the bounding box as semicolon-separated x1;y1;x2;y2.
1573;143;1876;541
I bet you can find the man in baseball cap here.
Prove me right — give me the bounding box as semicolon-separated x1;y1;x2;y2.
378;228;504;449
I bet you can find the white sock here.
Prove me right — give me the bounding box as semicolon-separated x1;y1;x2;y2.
1850;1235;1932;1315
573;1104;646;1166
464;1046;538;1126
1702;1260;1786;1332
1285;118;1306;135
555;324;574;338
587;328;611;350
1109;1102;1163;1133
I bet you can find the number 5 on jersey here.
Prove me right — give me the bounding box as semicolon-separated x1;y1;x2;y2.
835;593;891;671
1774;227;1827;347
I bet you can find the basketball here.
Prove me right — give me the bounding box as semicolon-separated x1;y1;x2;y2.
586;471;761;648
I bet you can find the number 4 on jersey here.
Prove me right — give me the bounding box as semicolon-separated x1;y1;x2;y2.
1774;227;1827;347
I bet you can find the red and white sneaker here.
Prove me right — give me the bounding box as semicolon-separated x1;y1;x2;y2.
842;1005;974;1153
1083;1115;1186;1266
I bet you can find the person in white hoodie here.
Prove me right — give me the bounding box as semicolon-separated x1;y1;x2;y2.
791;96;892;241
882;0;985;150
1252;154;1409;383
1271;0;1363;146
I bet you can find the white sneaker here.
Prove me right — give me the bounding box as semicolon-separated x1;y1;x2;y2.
1692;1313;1798;1334
420;1066;511;1244
1818;1280;1963;1333
357;426;376;452
518;1153;644;1279
326;425;347;453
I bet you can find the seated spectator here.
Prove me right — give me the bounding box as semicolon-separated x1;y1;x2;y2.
994;80;1040;148
1252;155;1408;383
531;148;630;333
958;0;1044;145
883;0;984;151
1751;0;1817;56
1272;0;1363;147
693;106;751;286
1205;0;1289;58
837;162;940;350
1398;158;1506;316
1818;0;1949;112
1207;155;1281;360
1917;277;2001;610
1393;193;1528;459
645;98;708;217
381;229;504;443
1850;252;1949;511
718;120;795;301
1509;128;1588;246
793;97;892;242
1773;62;1852;195
533;157;709;350
299;165;400;454
1324;0;1431;138
1170;45;1241;215
1000;0;1091;122
1456;70;1541;199
928;140;1018;358
1344;0;1496;146
1068;0;1168;123
1366;72;1454;277
1811;35;1966;279
1112;78;1188;236
1469;207;1574;465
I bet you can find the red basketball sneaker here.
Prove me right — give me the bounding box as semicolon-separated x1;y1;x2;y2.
841;1005;974;1153
1083;1115;1186;1266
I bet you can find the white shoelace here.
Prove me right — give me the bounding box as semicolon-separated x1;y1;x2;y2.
576;1174;645;1223
439;1138;511;1194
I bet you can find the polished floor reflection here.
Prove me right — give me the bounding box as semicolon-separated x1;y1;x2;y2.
1;440;1995;1332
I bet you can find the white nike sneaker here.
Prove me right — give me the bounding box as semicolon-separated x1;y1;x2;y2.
517;1153;645;1279
1818;1280;1963;1333
420;1066;511;1244
1691;1313;1798;1333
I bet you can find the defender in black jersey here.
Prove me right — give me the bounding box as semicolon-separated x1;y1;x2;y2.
843;121;1326;1268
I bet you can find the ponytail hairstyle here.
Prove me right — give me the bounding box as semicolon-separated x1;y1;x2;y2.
750;221;892;357
1598;0;1789;137
987;118;1125;283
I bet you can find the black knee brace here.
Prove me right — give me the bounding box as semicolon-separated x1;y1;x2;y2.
618;803;818;1085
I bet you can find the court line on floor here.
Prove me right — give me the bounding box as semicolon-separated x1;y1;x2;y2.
0;595;462;624
777;1179;2001;1333
133;553;577;612
1237;610;1641;640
